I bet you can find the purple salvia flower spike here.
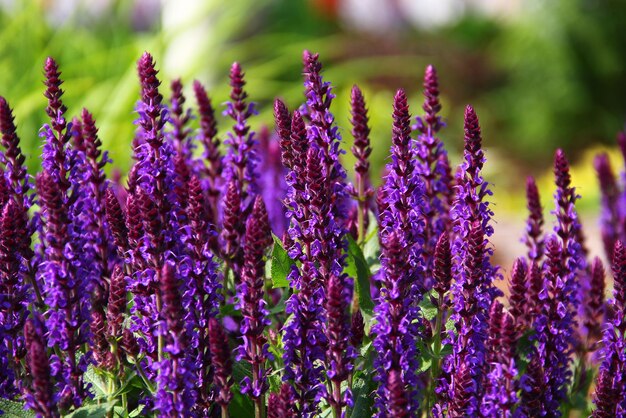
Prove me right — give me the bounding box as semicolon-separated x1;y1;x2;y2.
415;65;451;275
0;199;31;397
237;196;273;410
507;257;528;333
104;186;129;259
594;153;620;261
349;84;373;243
433;232;452;302
37;170;88;409
224;62;258;203
438;105;499;416
350;309;365;349
156;262;196;416
41;57;71;195
193;80;222;225
267;384;297;418
24;317;59;418
525;176;544;263
325;273;356;415
374;89;424;416
521;235;575;416
257;126;288;235
553;149;586;273
373;230;420;417
220;179;244;278
208;317;234;415
387;369;409;418
590;241;626;416
482;302;519;417
582;257;606;352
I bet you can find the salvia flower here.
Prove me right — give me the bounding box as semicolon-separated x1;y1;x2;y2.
414;65;452;273
439;106;499;416
507;257;528;332
223;62;258;202
24;317;59;418
524;176;544;263
236;196;273;404
156;262;196;416
193;80;223;224
348;84;373;242
208;318;234;413
594;153;620;259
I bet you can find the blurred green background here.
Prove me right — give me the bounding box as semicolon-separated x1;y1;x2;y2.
1;0;625;264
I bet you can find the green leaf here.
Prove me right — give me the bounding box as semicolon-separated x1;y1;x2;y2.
83;365;109;398
270;234;294;288
233;360;253;383
65;402;115;418
345;235;374;316
0;399;35;418
348;370;375;418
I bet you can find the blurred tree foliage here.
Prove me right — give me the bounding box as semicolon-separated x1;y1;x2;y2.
488;0;626;163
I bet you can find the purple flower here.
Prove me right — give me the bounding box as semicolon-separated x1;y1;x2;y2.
507;258;528;332
223;62;258;203
594;153;619;260
325;273;356;413
348;85;373;242
521;235;576;416
482;301;518;417
256;126;288;235
0;199;31;397
23;317;59;418
374;89;424;416
373;230;421;417
414;65;452;275
193;80;222;226
268;384;297;418
208;318;233;413
524;176;544;263
438;106;499;416
236;196;273;403
580;257;606;350
37;170;89;409
590;240;626;416
155;262;196;416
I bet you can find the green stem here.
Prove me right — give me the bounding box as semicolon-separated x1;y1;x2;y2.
222;405;229;418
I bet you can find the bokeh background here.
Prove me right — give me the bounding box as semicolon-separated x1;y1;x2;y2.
1;0;625;269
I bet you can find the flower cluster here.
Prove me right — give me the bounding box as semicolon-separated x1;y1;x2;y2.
0;50;624;418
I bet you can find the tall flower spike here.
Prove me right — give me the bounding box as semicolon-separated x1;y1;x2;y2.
137;52;165;148
237;196;273;408
24;318;59;418
439;105;499;415
224;61;257;200
156;262;195;416
208;318;233;413
274;99;292;168
220;179;244;275
193;80;222;224
523;235;575;415
525;176;544;263
37;170;88;409
387;369;409;418
373;230;420;416
553;149;586;273
507;258;528;332
268;384;297;418
104;187;129;258
0;199;31;397
433;233;452;301
415;65;450;275
325;273;356;415
349;85;373;242
0;96;30;199
41;57;70;194
594;153;620;261
581;257;605;350
590;240;626;416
